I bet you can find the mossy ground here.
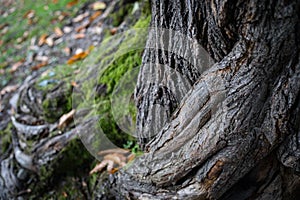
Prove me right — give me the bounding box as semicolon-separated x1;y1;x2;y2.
28;138;94;199
0;122;12;154
76;0;151;148
1;0;150;198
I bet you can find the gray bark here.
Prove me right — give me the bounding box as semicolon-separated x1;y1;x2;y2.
96;0;300;199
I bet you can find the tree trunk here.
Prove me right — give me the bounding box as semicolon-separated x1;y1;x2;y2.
96;0;300;199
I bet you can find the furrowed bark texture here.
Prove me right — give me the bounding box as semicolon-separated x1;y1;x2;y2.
98;0;300;199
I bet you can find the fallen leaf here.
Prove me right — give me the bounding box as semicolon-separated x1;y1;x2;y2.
90;160;113;174
31;61;48;71
0;84;19;95
23;10;35;19
92;2;106;10
72;12;89;23
58;109;76;129
52;0;58;3
67;51;88;64
110;168;119;174
45;37;54;47
10;60;24;73
90;148;133;175
71;81;79;88
54;27;64;37
110;27;118;35
62;192;67;198
89;11;102;22
66;0;78;8
35;55;49;63
104;153;126;166
74;33;85;39
127;153;136;162
76;21;90;32
38;34;48;46
98;148;129;156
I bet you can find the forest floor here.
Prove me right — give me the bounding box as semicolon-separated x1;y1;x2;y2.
0;0;149;198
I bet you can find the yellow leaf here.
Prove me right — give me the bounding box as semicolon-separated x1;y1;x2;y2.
67;51;88;64
38;34;48;46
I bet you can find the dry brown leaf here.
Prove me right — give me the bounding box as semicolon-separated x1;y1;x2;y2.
38;34;48;46
75;21;90;32
109;168;119;174
31;61;48;71
54;27;64;37
67;51;89;64
58;109;76;129
110;27;118;35
62;191;67;198
104;153;126;167
71;81;79;88
90;149;133;175
98;148;129;156
90;160;113;174
127;153;136;163
72;12;89;23
89;11;102;22
0;84;19;95
74;33;85;39
23;10;35;19
52;0;58;3
10;60;24;73
66;0;79;8
92;2;106;10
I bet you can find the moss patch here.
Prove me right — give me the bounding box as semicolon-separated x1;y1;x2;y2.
0;122;12;154
28;138;94;199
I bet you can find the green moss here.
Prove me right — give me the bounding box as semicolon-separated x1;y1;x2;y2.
41;82;72;123
74;0;151;149
0;122;12;153
109;0;135;27
28;138;94;199
34;63;81;123
0;0;89;70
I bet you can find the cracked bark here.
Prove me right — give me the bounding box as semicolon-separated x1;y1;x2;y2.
95;0;300;199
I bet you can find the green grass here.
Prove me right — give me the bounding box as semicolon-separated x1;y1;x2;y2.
0;0;89;72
